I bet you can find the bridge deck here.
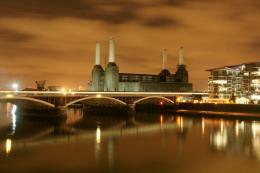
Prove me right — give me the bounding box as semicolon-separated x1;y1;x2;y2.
0;91;208;97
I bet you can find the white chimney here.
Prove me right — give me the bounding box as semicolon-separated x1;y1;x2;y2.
95;42;101;65
162;49;168;69
179;46;184;65
108;37;115;63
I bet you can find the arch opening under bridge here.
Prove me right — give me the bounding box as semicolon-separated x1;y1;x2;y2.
65;95;127;108
133;96;175;107
0;96;55;108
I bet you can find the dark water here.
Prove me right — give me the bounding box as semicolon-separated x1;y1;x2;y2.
0;103;260;173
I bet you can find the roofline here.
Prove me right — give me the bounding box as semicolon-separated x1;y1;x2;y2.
206;62;260;71
119;72;160;77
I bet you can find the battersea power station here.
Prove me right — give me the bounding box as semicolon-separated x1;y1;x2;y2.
89;38;192;92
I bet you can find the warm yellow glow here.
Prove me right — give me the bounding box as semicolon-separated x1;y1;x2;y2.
160;115;163;126
176;116;184;131
252;136;260;160
60;88;67;95
5;138;12;155
193;100;199;103
96;127;101;144
252;122;256;137
96;94;102;98
176;96;181;103
211;131;228;150
202;118;205;135
220;119;224;133
235;97;249;104
235;120;239;137
6;94;13;98
251;122;260;137
204;98;230;104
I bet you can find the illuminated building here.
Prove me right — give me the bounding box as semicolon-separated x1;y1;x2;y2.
207;62;260;103
90;38;192;92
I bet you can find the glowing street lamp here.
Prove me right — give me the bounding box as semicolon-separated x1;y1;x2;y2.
12;83;19;91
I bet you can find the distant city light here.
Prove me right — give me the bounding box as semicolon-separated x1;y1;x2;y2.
207;63;260;104
11;82;19;91
212;80;227;85
6;94;13;98
235;97;249;104
251;94;260;100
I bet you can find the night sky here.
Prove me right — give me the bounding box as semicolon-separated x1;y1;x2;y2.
0;0;260;91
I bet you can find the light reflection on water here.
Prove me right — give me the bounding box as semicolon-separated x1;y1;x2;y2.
0;104;260;172
5;138;12;155
11;105;17;135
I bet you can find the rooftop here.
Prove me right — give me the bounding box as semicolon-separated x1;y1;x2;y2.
206;62;260;71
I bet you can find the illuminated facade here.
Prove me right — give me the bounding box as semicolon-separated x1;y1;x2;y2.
207;62;260;103
90;38;192;92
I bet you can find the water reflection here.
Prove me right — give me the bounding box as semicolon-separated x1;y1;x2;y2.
204;118;260;161
252;122;260;160
176;116;184;132
66;108;83;125
235;120;239;137
202;118;205;135
11;105;17;135
159;114;164;133
5;138;12;155
1;103;17;135
210;129;228;150
108;136;115;171
96;127;101;144
1;104;260;172
95;126;101;163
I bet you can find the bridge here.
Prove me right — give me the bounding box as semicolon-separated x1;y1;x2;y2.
0;91;208;117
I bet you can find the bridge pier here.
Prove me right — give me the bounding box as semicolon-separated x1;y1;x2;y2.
55;106;67;119
126;104;136;116
52;98;68;118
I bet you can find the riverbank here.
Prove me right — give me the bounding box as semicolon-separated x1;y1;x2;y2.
136;103;260;119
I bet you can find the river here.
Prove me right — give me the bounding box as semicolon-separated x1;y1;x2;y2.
0;103;260;173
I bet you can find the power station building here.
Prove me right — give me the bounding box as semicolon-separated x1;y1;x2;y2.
89;38;192;92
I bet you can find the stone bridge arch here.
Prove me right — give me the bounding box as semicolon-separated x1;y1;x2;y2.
0;96;55;108
65;95;127;108
133;96;175;107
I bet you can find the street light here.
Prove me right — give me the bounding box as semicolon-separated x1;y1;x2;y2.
12;83;19;91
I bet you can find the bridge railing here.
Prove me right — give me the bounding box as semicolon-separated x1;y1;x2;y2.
0;91;208;97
